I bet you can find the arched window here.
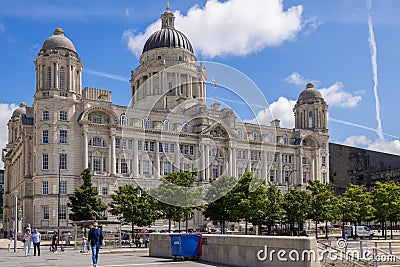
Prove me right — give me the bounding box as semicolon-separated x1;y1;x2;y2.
142;117;150;129
47;67;51;90
120;114;128;126
252;131;258;141
237;129;243;139
182;122;190;133
283;134;289;144
162;120;170;131
308;111;313;128
60;67;65;90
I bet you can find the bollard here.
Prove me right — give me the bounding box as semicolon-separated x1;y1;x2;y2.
8;243;10;253
389;242;392;255
360;241;363;258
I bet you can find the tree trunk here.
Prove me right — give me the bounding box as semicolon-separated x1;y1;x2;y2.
315;220;318;240
325;221;328;239
245;219;248;235
391;221;393;239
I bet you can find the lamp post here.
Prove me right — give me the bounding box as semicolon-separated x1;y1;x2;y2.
13;190;18;252
57;154;61;247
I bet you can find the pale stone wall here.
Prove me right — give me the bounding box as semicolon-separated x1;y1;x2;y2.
150;233;321;267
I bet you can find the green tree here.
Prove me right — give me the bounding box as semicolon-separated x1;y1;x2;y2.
341;184;374;237
203;176;239;234
108;185;159;234
283;188;312;236
151;171;201;232
372;181;400;239
263;183;285;234
67;168;107;223
306;180;335;239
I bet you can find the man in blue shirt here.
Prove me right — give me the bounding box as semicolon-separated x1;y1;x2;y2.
32;228;41;256
87;221;104;267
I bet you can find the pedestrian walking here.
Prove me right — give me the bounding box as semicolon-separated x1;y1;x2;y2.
50;231;58;252
80;237;87;253
32;228;41;256
87;220;104;267
9;229;13;241
22;229;32;257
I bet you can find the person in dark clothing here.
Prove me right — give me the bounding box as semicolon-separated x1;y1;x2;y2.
87;221;104;267
50;231;58;252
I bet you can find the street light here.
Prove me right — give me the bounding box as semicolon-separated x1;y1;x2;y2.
13;190;18;253
57;153;61;247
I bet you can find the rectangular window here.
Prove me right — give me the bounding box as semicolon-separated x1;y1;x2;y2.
322;156;326;167
164;162;171;175
93;157;101;171
322;173;327;183
42;181;49;195
238;167;243;178
43;206;49;220
121;159;128;174
59;205;67;220
150;142;155;152
42;111;49;121
302;157;307;165
115;138;120;148
59;153;67;169
143;160;150;174
184;145;189;155
59;130;67;144
164;143;169;153
42;130;49;144
92;115;102;124
60;181;67;195
122;139;127;149
92;182;98;192
102;183;108;195
128;140;133;149
190;146;194;155
302;172;307;183
284;171;289;182
159;143;163;152
170;143;175;153
144;141;149;151
269;170;275;182
42;154;49;170
138;141;142;151
116;158;119;173
92;138;102;147
59;111;67;121
212;165;219;178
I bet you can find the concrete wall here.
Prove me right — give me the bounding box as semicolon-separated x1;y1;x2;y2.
150;234;321;267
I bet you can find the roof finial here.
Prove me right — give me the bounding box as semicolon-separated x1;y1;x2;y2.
166;1;170;11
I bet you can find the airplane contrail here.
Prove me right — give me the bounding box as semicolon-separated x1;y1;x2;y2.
83;68;130;82
329;117;400;139
367;0;384;141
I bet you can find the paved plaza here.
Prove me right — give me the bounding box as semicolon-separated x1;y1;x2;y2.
0;239;228;267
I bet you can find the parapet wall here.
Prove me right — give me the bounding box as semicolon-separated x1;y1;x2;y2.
149;233;321;267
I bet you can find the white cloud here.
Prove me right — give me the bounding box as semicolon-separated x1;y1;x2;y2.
320;82;362;108
341;135;400;156
303;17;322;36
251;97;296;128
285;72;309;86
124;0;303;58
0;103;18;169
343;135;372;147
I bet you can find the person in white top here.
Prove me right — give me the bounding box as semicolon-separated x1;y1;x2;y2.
22;229;32;257
32;228;41;256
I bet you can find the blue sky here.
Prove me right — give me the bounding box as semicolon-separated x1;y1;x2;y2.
1;0;400;168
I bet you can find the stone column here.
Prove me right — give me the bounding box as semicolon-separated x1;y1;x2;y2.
205;144;210;181
175;141;180;172
133;139;139;177
247;150;251;172
155;141;160;178
55;63;59;89
83;126;89;169
262;151;268;182
228;146;232;177
110;128;116;175
232;147;237;177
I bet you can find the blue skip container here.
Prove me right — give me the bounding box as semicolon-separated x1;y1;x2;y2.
170;234;202;260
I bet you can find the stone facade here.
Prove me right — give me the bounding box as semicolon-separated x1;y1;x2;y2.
2;8;329;232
